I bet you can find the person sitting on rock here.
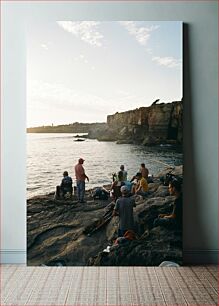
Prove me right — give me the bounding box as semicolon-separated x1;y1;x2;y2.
111;170;125;201
130;163;149;183
153;179;182;229
118;165;128;181
114;230;137;245
113;185;136;237
140;163;149;180
56;171;73;199
132;172;149;197
93;187;109;200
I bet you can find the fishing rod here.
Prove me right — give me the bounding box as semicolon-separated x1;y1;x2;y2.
148;159;175;169
108;159;176;182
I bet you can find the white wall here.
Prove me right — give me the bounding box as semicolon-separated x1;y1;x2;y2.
1;1;218;263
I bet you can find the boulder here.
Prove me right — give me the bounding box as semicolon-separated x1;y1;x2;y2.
89;226;182;266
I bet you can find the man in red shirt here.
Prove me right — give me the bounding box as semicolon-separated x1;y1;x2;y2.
75;158;89;203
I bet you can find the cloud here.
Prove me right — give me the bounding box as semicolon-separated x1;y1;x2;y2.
119;21;159;46
117;89;131;96
57;21;103;47
119;22;181;70
41;44;49;50
73;54;95;71
27;80;109;115
74;54;88;63
27;80;148;125
152;56;182;68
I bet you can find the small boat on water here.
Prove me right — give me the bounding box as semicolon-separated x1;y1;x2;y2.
74;138;85;142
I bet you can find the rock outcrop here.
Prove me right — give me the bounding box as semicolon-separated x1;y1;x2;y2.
92;101;183;145
27;166;182;266
89;226;182;266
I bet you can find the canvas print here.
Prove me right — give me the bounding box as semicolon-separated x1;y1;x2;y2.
27;21;183;266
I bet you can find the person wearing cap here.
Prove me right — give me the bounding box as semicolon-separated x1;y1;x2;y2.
74;158;89;203
113;185;136;237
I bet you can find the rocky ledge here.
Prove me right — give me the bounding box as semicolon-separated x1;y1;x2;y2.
27;166;183;266
89;100;183;146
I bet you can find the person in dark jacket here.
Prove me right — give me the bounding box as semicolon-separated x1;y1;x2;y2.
56;171;73;199
61;171;73;197
153;179;182;229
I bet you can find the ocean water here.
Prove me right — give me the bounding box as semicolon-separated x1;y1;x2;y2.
27;133;183;198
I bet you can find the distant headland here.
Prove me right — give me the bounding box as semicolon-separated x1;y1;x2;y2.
27;100;183;146
27;122;106;134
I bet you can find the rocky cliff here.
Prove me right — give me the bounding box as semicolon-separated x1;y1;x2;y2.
94;101;183;145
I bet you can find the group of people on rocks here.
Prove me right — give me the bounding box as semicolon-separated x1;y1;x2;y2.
55;158;182;237
113;178;182;241
56;160;150;203
111;163;150;201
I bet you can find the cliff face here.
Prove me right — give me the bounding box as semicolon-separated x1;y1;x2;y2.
98;101;183;145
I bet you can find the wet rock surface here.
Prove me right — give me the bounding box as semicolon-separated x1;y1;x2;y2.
27;166;182;266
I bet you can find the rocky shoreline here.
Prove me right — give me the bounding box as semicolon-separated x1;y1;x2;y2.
27;100;183;146
27;166;183;266
89;100;183;146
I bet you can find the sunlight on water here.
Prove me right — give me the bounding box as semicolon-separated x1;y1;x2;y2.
27;133;183;198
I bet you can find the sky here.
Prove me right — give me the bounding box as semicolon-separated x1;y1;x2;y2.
27;21;182;127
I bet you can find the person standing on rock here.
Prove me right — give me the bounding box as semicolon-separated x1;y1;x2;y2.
75;158;89;203
111;170;125;201
119;165;128;181
153;179;182;229
113;185;136;237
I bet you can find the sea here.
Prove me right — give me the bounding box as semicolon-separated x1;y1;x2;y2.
27;133;183;199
